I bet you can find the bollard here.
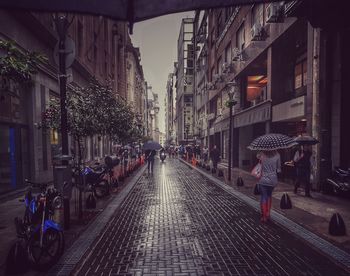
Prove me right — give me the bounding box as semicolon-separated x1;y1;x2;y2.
206;165;211;171
280;193;292;209
329;213;346;236
236;176;244;187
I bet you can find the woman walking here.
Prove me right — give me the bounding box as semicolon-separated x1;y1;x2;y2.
248;133;297;223
256;151;281;222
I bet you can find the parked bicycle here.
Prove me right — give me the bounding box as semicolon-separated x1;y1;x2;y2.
14;179;65;271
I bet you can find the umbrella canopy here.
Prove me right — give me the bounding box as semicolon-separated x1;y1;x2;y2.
0;0;279;29
248;133;298;151
293;135;319;145
143;140;162;151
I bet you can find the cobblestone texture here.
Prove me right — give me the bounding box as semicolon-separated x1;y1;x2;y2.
75;159;348;276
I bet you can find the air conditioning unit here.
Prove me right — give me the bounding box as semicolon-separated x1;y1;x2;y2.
266;3;284;23
251;23;264;41
232;47;242;61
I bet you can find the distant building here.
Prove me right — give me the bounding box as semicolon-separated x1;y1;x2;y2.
165;72;176;145
175;18;195;145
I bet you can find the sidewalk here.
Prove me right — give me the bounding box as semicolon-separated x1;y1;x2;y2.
192;159;350;254
0;163;146;275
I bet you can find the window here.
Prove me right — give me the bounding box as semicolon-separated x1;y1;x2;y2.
294;60;307;90
77;21;83;57
236;23;245;51
211;67;215;82
225;43;231;62
251;4;263;27
217;10;224;36
217;56;223;75
211;29;215;45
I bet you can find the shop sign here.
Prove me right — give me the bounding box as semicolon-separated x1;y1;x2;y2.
272;96;305;122
234;101;271;128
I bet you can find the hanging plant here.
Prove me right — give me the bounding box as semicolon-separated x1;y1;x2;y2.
0;39;47;86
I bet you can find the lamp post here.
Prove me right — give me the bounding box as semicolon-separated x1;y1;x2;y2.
226;81;238;182
52;13;74;226
52;13;72;163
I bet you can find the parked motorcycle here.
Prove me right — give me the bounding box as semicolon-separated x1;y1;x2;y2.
324;167;350;197
14;179;65;271
72;164;110;198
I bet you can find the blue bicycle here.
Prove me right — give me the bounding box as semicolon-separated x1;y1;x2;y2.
14;179;65;271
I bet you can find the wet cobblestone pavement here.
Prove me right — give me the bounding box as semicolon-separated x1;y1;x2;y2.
74;159;348;276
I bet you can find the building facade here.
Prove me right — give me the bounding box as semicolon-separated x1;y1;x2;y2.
0;11;144;193
175;18;195;145
184;1;350;190
165;72;176;146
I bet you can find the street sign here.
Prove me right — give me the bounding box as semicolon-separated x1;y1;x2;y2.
53;37;76;69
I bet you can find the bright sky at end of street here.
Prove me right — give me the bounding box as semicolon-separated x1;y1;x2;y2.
131;11;194;134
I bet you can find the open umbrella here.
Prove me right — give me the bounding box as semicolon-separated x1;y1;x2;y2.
0;0;277;32
293;135;319;145
248;133;297;151
143;140;162;151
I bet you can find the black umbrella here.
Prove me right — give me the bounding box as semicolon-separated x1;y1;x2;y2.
143;140;162;151
0;0;278;32
293;135;319;145
248;133;297;151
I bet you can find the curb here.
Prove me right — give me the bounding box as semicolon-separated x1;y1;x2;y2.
179;158;350;272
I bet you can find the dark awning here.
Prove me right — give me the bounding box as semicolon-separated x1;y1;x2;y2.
0;0;281;23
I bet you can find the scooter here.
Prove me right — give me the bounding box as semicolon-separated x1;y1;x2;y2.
160;152;166;163
325;167;350;197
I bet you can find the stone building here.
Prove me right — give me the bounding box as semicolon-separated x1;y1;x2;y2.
165;72;176;146
0;11;132;193
187;1;350;189
175;18;195;145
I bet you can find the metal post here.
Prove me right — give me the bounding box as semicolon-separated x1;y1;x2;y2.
228;104;233;182
58;36;68;163
54;14;72;229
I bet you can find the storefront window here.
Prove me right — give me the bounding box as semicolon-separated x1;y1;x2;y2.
246;75;267;106
294;59;307;90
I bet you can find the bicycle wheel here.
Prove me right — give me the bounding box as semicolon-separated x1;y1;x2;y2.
94;179;109;198
27;228;64;271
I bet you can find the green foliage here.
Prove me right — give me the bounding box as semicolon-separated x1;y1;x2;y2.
0;40;47;85
41;78;136;142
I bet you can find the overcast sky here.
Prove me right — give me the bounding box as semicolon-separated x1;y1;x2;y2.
131;11;194;133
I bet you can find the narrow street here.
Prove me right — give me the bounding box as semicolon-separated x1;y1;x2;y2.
59;159;348;276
